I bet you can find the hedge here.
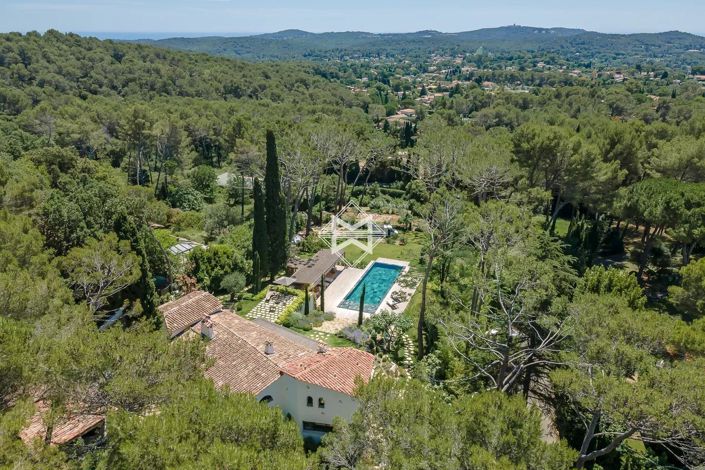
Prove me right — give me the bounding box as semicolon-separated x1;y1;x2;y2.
275;288;306;327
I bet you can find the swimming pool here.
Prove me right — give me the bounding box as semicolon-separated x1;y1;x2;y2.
338;262;403;313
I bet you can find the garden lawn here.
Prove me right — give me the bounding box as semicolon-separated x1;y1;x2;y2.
342;231;424;268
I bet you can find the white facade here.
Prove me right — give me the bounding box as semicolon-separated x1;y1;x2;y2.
256;374;359;442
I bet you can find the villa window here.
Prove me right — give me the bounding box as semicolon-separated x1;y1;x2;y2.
318;398;325;409
259;395;273;404
306;396;313;407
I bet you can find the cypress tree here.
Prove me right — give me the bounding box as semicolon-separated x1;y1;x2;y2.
264;130;287;281
252;252;261;293
304;287;310;316
320;274;325;312
240;174;245;220
252;178;269;289
113;212;157;319
358;284;366;327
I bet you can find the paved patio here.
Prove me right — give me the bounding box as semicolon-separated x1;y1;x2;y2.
246;291;297;323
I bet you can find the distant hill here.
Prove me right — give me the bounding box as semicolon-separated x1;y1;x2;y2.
136;25;705;67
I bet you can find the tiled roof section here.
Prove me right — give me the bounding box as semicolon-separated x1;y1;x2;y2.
281;348;375;396
20;401;104;445
204;322;282;394
158;290;222;338
199;312;317;394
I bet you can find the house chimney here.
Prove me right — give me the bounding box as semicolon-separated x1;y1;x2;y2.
264;341;275;355
201;316;214;340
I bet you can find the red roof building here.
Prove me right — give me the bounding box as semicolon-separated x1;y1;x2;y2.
158;291;376;441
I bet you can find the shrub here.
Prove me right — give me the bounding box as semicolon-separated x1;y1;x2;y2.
189;165;217;202
220;272;246;300
340;326;370;346
168;185;204;211
577;266;645;310
298;235;326;255
276;288;306;327
363;310;412;358
171;210;204;231
188;245;247;292
287;309;333;330
204;204;239;240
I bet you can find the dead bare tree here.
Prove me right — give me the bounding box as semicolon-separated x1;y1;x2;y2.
280;132;325;241
417;192;465;359
311;127;360;211
441;260;569;393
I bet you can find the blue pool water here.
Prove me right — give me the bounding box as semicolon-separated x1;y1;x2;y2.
338;262;403;313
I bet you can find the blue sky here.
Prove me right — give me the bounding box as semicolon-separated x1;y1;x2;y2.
1;0;704;36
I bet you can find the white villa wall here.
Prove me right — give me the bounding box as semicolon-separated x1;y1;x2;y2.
256;374;358;441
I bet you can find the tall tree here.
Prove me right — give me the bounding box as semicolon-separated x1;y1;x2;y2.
264;130;287;280
357;284;366;327
112;212;157;318
553;294;705;469
417;191;465;358
614;178;686;279
251;178;269;288
320;274;325;312
61;233;141;315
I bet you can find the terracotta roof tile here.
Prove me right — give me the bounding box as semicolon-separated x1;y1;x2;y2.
158;290;222;338
20;401;104;445
281;348;375;395
199;312;318;395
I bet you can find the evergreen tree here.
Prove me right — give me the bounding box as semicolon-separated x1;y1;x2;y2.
304;287;310;316
252;252;261;293
251;178;268;289
113;212;157;319
264;130;287;280
358;284;366;327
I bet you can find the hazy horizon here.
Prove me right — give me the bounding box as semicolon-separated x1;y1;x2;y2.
2;1;705;38
14;26;705;42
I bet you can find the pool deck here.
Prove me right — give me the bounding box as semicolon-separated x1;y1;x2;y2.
324;257;412;323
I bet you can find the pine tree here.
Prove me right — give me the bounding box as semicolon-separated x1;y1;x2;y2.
264;130;287;280
252;178;268;290
358;284;366;327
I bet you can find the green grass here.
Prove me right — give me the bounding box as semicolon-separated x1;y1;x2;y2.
342;231;424;267
153;228;178;249
235;298;260;317
290;327;357;347
553;218;571;238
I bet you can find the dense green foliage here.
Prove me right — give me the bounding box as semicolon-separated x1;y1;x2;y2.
320;377;577;469
2;28;705;470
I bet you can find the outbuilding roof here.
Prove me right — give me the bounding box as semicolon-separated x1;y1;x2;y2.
20;401;104;446
290;249;341;286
